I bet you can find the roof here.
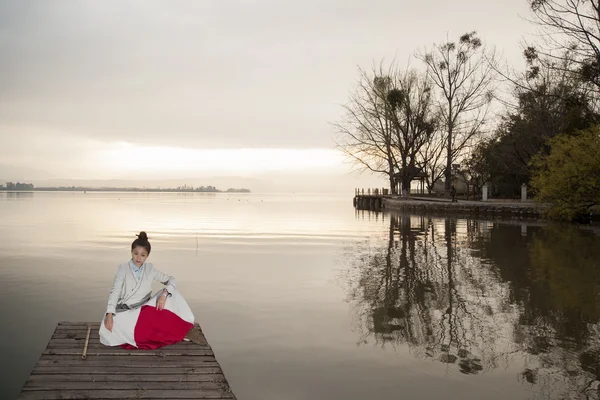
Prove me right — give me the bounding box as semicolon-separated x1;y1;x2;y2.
393;166;428;179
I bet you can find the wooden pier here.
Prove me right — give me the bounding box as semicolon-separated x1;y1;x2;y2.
18;322;236;399
353;188;388;211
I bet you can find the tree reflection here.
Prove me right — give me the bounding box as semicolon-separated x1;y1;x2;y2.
342;214;600;399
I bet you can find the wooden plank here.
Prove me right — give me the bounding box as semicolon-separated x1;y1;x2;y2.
18;389;234;399
47;337;205;345
46;342;210;350
52;331;101;338
45;343;210;352
53;326;203;332
47;338;208;345
50;333;208;342
46;340;206;347
24;374;227;382
55;322;202;329
47;338;208;346
38;354;216;362
36;360;220;368
32;366;224;375
43;348;214;356
21;381;228;390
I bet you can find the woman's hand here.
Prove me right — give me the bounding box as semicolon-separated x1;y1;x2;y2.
104;314;114;332
157;291;168;311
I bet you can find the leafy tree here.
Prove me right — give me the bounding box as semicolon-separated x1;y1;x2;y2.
482;51;598;197
462;141;493;198
530;125;600;219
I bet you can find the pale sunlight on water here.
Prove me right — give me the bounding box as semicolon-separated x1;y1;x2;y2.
1;191;600;400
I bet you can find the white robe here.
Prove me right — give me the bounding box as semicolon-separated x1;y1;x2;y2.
99;261;195;347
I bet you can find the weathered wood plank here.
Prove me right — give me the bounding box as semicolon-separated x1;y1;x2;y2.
21;381;228;390
39;354;216;362
47;337;204;345
43;348;214;356
36;360;220;368
53;326;203;333
46;339;204;346
47;339;206;347
25;374;227;382
58;321;201;326
18;389;234;399
50;333;208;343
55;322;201;329
46;342;210;351
52;331;101;338
32;366;224;375
47;338;207;347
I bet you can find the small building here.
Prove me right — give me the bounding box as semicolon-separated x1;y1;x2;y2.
393;166;428;195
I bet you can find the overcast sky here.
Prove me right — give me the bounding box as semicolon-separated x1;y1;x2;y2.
0;0;534;191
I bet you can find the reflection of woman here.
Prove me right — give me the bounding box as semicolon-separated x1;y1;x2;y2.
99;232;203;348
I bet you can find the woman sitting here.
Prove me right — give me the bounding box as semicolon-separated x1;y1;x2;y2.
99;231;203;348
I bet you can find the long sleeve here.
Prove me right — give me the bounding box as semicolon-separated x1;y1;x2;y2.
153;267;177;294
106;265;126;314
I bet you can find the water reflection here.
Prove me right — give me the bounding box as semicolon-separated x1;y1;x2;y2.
342;212;600;399
0;191;34;200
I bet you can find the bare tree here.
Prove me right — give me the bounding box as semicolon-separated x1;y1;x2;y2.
417;32;496;191
334;65;398;193
335;63;438;195
418;129;447;193
528;0;600;90
387;69;437;195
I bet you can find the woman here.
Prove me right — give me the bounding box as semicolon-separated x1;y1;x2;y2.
99;232;203;349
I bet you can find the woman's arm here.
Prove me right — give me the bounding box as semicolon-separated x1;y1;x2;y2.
153;266;178;294
106;265;126;315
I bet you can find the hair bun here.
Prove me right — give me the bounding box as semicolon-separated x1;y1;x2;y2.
137;231;149;241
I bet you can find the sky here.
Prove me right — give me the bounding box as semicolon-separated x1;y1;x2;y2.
0;0;534;192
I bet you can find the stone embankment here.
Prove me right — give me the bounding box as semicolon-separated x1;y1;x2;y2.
383;197;545;219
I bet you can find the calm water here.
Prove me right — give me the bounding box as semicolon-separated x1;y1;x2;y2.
1;192;600;399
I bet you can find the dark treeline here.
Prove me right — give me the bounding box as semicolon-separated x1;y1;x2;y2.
336;1;600;219
1;182;34;190
341;211;600;398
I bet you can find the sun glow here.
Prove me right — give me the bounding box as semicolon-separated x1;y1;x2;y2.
97;142;345;175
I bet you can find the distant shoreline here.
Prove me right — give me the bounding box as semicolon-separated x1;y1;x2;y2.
0;187;251;193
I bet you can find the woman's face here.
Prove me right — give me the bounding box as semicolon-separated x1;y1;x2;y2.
131;246;149;267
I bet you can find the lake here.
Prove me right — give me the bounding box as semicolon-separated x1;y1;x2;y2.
1;191;600;399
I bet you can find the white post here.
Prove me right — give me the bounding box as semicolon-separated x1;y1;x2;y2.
482;184;488;201
521;183;527;202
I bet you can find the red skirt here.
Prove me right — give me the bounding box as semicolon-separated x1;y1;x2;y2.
120;305;193;350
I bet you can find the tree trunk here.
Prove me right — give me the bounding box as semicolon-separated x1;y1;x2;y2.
402;177;411;198
445;104;453;191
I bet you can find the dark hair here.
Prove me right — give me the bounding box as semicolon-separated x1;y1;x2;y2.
131;231;151;254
